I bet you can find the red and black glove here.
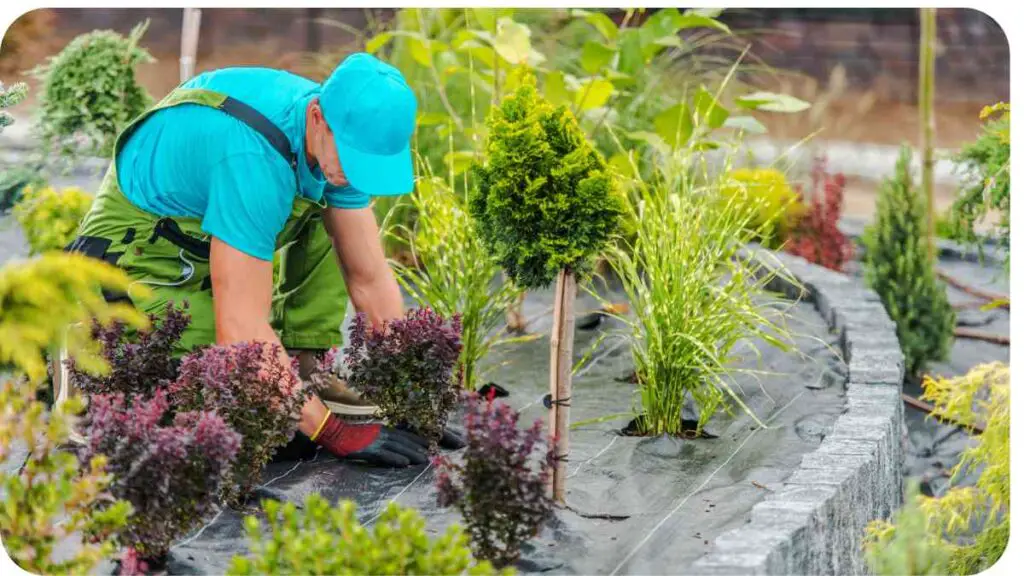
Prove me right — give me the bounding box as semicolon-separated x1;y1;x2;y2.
311;414;429;468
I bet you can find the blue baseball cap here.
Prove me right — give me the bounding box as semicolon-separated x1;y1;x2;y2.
320;52;417;196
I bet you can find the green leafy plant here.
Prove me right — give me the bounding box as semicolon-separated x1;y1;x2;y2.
29;20;154;162
718;167;805;249
949;102;1009;272
0;80;27;132
863;362;1009;575
387;171;527;391
1;380;132;574
863;145;955;381
226;495;504;575
601;135;794;436
0;80;44;211
13;184;94;254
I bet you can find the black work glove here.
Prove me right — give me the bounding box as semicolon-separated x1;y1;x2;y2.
314;414;429;468
395;422;466;450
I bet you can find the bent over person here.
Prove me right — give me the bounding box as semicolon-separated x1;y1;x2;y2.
59;52;448;467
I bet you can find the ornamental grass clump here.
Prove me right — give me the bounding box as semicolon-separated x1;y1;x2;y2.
30;20;154;162
388;169;527;392
343;308;462;448
169;340;317;503
434;391;555;567
13;184;94;255
863;145;955;381
78;388;241;560
227;495;505;575
603;142;794;436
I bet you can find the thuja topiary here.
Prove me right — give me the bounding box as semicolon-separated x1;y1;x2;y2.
66;301;190;398
227;495;505;575
343;308;463;448
29;20;154;161
468;68;623;289
786;156;854;272
169;340;318;503
79;389;241;560
435;391;555;567
863;145;955;380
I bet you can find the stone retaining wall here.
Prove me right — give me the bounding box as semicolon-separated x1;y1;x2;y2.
692;248;906;575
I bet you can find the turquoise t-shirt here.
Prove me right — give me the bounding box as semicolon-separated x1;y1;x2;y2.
116;67;371;262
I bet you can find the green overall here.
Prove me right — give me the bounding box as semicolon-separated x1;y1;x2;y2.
69;88;348;355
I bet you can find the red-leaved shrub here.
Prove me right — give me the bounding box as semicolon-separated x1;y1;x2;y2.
79;389;240;559
786;156;854;271
434;391;554;566
343;308;463;449
67;301;190;397
168;341;318;503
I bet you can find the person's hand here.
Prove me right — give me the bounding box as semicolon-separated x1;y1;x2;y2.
313;414;429;467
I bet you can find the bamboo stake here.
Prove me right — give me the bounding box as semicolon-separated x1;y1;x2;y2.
180;8;202;84
902;393;985;435
919;7;937;261
936;269;1010;309
549;269;576;503
954;327;1009;346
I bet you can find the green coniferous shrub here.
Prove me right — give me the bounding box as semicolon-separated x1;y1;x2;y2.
29;21;154;162
862;145;955;381
468;68;624;290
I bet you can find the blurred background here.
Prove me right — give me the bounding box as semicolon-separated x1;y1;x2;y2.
0;7;1011;219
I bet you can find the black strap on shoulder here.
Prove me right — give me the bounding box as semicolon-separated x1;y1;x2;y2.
218;96;298;169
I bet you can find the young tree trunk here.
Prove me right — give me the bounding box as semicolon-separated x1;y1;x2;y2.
919;7;937;260
549;268;576;503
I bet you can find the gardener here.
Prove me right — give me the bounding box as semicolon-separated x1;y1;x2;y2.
61;52;447;468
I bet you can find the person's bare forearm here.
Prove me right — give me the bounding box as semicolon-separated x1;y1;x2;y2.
349;273;404;328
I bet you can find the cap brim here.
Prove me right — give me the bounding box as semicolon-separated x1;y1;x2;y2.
336;139;414;197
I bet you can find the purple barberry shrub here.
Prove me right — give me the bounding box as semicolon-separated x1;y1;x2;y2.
434;391;555;566
343;308;463;449
168;340;315;503
66;301;191;396
79;388;240;558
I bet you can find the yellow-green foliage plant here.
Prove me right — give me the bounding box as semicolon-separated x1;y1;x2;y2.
387;164;528;391
718;167;806;249
1;380;132;573
227;495;508;576
0;252;149;383
601;129;796;436
13;184;94;255
862;362;1009;575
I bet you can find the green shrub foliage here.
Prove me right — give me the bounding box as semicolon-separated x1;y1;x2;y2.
469;69;623;289
863;145;955;380
227;495;505;575
30;21;154;161
949;102;1009;272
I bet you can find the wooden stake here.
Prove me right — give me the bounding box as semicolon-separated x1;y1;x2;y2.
954;327;1009;346
919;7;937;261
549;269;576;503
936;269;1010;309
902;393;985;435
180;8;202;83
